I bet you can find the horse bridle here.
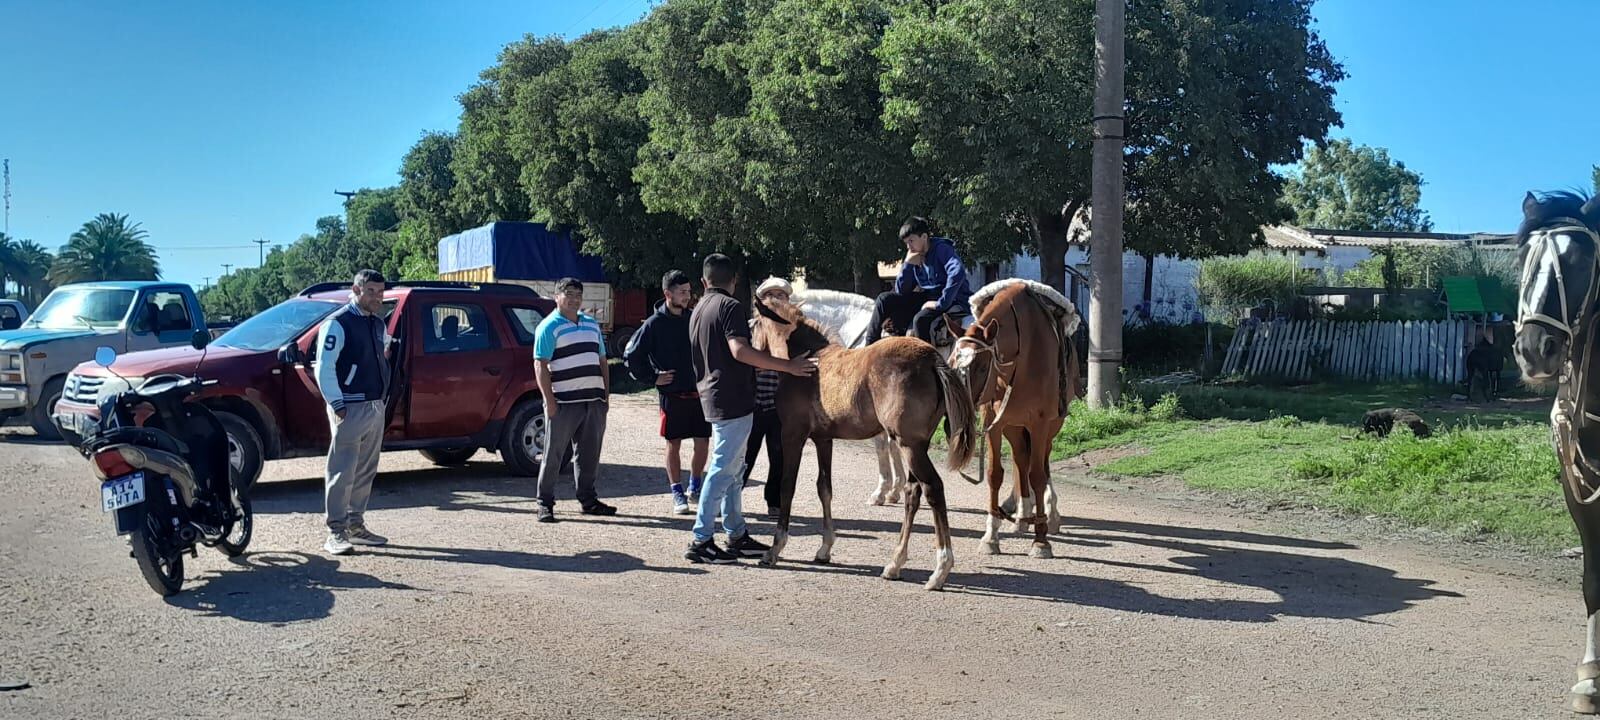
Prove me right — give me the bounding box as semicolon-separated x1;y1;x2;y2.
953;300;1026;434
1519;220;1600;503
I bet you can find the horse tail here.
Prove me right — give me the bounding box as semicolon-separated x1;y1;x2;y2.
936;358;977;472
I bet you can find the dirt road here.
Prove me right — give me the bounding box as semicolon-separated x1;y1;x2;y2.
0;393;1583;718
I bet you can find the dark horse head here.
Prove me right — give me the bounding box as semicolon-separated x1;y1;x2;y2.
1513;191;1600;381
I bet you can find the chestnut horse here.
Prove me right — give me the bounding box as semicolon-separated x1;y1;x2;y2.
948;279;1081;558
752;299;976;591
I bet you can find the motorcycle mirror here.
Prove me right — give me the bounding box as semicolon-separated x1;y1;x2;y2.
190;329;210;350
93;346;117;367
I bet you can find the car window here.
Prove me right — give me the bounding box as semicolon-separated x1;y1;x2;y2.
134;291;192;334
0;305;19;325
304;299;398;362
503;306;545;346
423;303;496;354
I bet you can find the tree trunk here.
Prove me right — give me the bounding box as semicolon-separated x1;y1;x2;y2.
848;230;879;296
1036;210;1070;293
1141;252;1154;309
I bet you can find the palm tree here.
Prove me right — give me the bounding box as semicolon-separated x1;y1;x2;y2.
50;213;161;284
0;233;16;298
11;240;54;305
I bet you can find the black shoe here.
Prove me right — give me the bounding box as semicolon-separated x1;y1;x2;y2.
684;538;739;564
535;506;558;523
580;501;617;516
726;533;770;558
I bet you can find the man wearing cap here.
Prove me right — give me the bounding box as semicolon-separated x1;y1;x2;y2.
864;216;973;346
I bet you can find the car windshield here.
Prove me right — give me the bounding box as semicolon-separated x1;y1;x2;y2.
213;299;341;351
24;288;136;330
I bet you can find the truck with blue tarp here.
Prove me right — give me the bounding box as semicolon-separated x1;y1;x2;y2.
437;222;647;358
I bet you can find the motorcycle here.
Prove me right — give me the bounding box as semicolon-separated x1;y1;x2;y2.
61;332;253;596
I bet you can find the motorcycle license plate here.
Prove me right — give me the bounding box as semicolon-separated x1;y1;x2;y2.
100;472;145;512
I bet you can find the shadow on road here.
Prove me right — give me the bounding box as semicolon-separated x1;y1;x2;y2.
371;545;707;576
249;460;664;515
167;551;418;624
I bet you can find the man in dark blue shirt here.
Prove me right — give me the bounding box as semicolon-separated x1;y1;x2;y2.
623;270;710;516
865;217;973;345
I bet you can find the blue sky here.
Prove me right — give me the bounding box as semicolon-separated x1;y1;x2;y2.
1;0;1596;288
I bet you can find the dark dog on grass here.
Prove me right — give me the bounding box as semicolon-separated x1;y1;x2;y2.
1361;408;1432;438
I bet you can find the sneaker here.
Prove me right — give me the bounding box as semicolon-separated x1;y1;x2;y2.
324;532;353;556
684;538;739;564
581;501;617;516
726;533;770;559
687;476;704;504
346;525;388;546
535;506;558;523
671;486;692;515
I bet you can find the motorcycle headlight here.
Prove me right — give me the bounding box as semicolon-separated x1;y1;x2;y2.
0;352;22;384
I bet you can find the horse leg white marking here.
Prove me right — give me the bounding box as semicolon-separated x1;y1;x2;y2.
883;477;921;581
1575;612;1600;712
981;512;1002;555
1044;482;1061;535
869;434;894;505
1012;491;1032;535
926;546;954;591
888;443;907;504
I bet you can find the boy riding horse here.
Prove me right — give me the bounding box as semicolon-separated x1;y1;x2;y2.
865;217;973;346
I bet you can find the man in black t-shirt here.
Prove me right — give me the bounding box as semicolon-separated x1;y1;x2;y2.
684;254;817;564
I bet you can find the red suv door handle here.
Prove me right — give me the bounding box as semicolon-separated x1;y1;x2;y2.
484;366;502;376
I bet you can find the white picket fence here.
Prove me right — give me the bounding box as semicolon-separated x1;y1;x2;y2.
1220;319;1474;383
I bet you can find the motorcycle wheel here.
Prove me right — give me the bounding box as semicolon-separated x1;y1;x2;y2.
216;491;253;558
129;519;184;596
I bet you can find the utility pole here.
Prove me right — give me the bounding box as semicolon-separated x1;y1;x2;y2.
254;238;268;267
202;276;211;289
1086;0;1126;409
334;190;356;202
3;159;10;234
221;263;233;277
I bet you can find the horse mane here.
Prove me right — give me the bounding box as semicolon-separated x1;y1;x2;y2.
971;278;1081;335
1517;190;1600;244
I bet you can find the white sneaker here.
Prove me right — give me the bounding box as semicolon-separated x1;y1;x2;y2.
324;532;353;556
347;525;388;546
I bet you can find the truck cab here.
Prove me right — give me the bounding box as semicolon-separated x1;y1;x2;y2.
0;282;205;438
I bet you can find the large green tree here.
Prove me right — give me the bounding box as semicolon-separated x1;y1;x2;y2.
881;0;1344;291
394;132;471;279
512;27;703;288
1283;139;1432;232
450;36;570;226
50;213;161;284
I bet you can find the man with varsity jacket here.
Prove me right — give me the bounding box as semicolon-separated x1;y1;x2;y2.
314;269;393;556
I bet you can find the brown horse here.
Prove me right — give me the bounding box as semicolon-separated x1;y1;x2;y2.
948;279;1081;559
752;299;976;591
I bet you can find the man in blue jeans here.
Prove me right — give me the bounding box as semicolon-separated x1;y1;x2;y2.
684;254;818;564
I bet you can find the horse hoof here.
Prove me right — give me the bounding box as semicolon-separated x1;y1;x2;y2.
923;578;945;591
980;541;1000;556
760;551;779;567
814;552;831;565
1573;684;1600;714
1029;542;1053;559
881;566;901;581
868;493;885;506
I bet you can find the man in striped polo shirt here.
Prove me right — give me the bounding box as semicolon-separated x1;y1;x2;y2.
532;277;616;523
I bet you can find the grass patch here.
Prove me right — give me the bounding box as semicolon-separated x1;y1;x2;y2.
1143;380;1550;428
1051;384;1572;550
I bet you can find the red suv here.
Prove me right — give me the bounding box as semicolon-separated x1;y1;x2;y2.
54;281;558;490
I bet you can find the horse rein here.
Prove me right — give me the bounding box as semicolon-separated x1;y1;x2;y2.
1520;221;1600;504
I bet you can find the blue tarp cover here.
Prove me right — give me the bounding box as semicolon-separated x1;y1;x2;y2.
437;222;606;282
